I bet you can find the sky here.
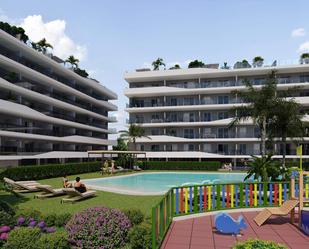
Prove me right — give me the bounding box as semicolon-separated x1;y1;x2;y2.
1;0;309;138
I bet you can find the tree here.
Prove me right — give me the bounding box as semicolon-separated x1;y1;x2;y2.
112;138;132;168
74;68;89;78
300;53;309;64
36;38;53;53
253;56;264;67
169;64;181;70
230;71;278;156
119;124;150;151
152;58;165;70
65;55;80;68
0;21;29;43
268;98;305;168
188;60;205;68
245;155;281;181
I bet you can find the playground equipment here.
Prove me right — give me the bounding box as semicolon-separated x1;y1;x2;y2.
214;212;247;235
254;170;309;235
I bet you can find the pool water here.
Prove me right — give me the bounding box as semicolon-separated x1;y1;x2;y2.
84;172;247;195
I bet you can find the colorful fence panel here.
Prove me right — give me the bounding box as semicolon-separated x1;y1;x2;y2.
152;181;290;249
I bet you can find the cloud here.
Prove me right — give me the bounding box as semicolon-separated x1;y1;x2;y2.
291;28;306;37
19;15;87;61
297;41;309;53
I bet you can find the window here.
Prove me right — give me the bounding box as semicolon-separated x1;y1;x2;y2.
218;128;229;138
151;99;158;107
151;129;160;135
184;97;195;105
203;112;211;121
140;145;144;151
218;144;228;154
239;144;247;155
218;112;228;120
170;98;177;106
184;144;195;151
218;95;229;104
151;145;160;151
238;127;247;137
189;113;195;122
184;129;194;138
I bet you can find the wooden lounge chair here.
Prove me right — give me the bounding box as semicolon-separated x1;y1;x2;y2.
35;185;65;199
61;188;96;203
254;199;299;226
3;177;41;193
3;177;39;185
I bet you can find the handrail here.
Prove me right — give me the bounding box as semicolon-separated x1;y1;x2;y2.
151;181;291;249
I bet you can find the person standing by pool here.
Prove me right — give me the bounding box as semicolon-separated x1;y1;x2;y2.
74;177;87;193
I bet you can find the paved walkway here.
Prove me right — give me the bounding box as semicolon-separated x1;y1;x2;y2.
161;211;309;249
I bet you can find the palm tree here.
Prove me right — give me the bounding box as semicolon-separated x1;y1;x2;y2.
119;124;151;151
152;58;166;70
65;55;79;68
230;71;278;156
268;98;305;168
245;154;280;181
36;38;53;53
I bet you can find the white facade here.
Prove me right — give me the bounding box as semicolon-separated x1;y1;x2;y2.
124;65;309;160
0;29;117;161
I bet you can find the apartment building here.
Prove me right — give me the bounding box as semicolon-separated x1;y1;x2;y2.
0;29;117;164
124;64;309;161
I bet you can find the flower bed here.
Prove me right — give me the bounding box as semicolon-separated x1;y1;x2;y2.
66;206;131;249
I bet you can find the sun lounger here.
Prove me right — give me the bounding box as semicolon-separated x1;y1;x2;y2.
133;165;142;171
35;185;65;199
3;177;39;185
61;188;96;203
254;199;299;226
3;177;41;193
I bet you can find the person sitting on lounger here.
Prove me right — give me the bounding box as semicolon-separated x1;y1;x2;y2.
74;177;87;193
63;175;72;188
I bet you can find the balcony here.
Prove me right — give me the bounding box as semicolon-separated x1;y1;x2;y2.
108;128;117;133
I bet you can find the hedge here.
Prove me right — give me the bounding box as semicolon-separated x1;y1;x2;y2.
0;162;102;181
137;161;221;171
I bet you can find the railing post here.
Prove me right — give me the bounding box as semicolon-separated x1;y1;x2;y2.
263;183;267;206
171;189;174;218
239;183;243;208
216;184;221;210
194;186;198;213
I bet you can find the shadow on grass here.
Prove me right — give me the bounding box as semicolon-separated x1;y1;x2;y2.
0;191;30;207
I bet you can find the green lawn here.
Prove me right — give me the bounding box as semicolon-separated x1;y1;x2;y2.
0;171;162;216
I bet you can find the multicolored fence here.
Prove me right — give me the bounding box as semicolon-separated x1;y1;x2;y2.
152;181;291;249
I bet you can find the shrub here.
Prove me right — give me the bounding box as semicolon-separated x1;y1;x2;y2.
137;161;221;171
233;239;287;249
123;209;144;226
42;213;56;227
0;211;14;226
129;222;152;249
3;227;41;249
15;208;42;223
66;206;131;249
54;213;72;227
0;161;101;181
37;231;70;249
0;201;15;216
42;213;72;227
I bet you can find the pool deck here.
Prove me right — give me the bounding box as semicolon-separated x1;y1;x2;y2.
161;211;309;249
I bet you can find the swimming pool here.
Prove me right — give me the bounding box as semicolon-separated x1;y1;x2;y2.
84;172;248;195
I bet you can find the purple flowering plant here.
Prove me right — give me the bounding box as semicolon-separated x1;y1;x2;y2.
66;206;131;249
0;216;56;243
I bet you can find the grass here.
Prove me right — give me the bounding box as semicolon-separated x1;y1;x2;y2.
0;171;162;216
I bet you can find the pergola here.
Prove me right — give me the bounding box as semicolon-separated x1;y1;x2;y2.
87;150;147;168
